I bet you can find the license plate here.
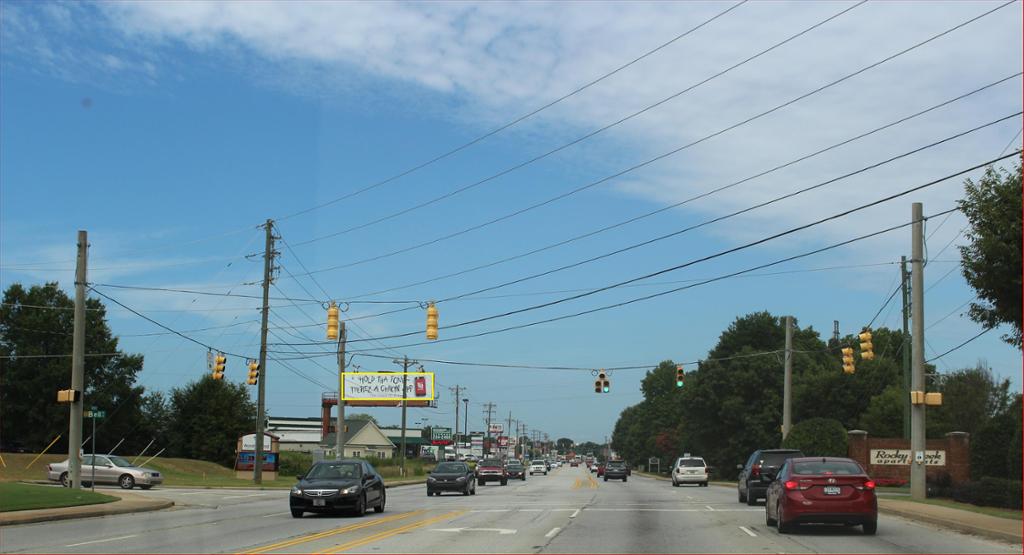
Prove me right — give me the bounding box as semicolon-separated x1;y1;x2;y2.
823;486;841;495
313;499;326;506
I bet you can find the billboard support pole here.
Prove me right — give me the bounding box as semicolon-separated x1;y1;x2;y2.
400;356;409;475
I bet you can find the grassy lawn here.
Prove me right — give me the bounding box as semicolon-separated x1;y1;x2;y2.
0;482;117;512
891;496;1023;521
0;452;432;489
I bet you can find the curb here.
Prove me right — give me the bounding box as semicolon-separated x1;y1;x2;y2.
0;496;174;526
878;504;1022;545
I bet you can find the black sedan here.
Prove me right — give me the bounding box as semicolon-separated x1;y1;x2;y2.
427;462;477;496
505;463;527;481
290;459;386;518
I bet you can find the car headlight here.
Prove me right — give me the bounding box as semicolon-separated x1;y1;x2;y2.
341;486;360;495
427;476;437;482
291;487;303;495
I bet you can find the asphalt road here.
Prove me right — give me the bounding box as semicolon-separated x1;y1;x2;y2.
1;466;1019;554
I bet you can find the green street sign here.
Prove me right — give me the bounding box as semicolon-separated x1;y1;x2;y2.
85;410;106;418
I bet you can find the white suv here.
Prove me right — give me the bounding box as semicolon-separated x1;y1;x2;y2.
671;456;709;487
529;460;548;475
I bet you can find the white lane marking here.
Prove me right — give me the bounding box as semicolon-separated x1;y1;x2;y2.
584;508;764;512
432;528;517;535
706;505;715;511
569;509;580;518
222;493;267;499
519;508;544;512
66;535;138;547
545;527;561;538
470;509;510;513
262;511;291;518
739;526;758;537
179;492;212;495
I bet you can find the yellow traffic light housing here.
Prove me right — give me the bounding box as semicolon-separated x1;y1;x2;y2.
675;364;685;388
841;347;855;374
57;389;80;403
426;302;439;340
247;360;260;386
212;353;226;380
858;330;874;360
327;302;340;340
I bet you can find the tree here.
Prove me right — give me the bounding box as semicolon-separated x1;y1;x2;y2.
0;282;146;452
958;161;1022;346
555;437;574;452
166;376;256;466
858;385;904;438
781;418;848;456
970;394;1022;480
347;413;378;425
927;363;1011;438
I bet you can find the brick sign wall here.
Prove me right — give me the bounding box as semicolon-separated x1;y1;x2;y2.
847;430;970;484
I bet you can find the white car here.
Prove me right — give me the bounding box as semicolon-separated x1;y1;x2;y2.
529;460;548;475
671;456;709;487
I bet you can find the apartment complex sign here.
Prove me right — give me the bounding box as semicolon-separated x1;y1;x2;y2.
870;449;946;466
342;372;435;407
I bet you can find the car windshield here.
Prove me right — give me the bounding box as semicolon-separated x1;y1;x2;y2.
434;463;467;473
760;451;804;467
306;462;362;480
107;456;133;467
507;463;524;469
531;460;545;465
792;461;863;475
607;461;625;468
678;459;704;467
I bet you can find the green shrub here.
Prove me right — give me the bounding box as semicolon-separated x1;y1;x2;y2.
952;477;1023;509
414;466;425;476
278;452;313;476
781;418;848;457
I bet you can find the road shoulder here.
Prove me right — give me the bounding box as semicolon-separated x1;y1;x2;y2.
0;489;174;526
878;498;1022;545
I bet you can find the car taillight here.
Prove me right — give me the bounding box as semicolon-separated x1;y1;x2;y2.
784;480;798;490
856;480;876;490
751;464;761;477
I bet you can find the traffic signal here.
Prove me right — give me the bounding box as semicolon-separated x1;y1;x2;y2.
841;347;855;374
594;373;602;393
594;370;610;393
426;302;439;340
57;389;80;403
247;360;260;385
675;364;685;388
212;353;226;380
327;302;340;340
858;330;874;360
603;375;610;393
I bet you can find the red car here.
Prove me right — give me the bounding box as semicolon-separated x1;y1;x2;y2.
596;463;606;477
765;457;877;535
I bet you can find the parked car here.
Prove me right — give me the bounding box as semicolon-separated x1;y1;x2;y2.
765;457;878;535
47;455;163;490
604;460;628;482
737;449;805;505
672;456;709;487
477;458;508;485
505;462;527;481
529;460;548;475
427;461;476;496
290;459;385;517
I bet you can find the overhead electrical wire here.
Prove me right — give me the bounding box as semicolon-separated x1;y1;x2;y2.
337;74;1020;300
289;1;866;248
275;1;751;223
926;297;978;331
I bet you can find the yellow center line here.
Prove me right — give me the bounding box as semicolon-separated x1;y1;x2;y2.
315;510;466;554
588;475;598;489
239;510;425;554
572;478;582;490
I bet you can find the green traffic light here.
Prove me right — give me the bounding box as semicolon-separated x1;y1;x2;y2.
602;386;610;393
676;380;684;387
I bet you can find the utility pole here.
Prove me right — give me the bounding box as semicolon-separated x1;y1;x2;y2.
450;385;461;458
336;322;347;459
399;356;410;476
255;219;276;484
910;203;926;500
482;402;497;456
462;398;469;454
901;255;912;440
507;411;513;457
68;230;88;490
782;315;793;440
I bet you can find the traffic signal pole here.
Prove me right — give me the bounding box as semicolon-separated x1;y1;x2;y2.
255;219;275;484
68;231;88;489
910;203;926;500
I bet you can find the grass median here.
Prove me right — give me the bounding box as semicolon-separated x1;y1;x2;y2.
0;482;117;512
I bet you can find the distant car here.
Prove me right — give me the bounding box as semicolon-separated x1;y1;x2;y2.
477;458;508;486
570;460;579;467
672;456;709;487
596;463;606;477
765;457;878;535
47;455;163;490
290;459;385;517
589;463;599;473
738;449;805;505
463;455;478;463
529;460;548;475
505;462;527;481
427;462;476;496
604;461;627;482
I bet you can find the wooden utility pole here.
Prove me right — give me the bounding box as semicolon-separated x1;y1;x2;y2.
254;219;275;484
482;402;497;456
399;356;410;474
68;230;88;489
336;322;347;459
901;255;912;439
910;203;926;500
782;316;793;440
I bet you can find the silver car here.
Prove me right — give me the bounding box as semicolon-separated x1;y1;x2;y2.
47;455;164;490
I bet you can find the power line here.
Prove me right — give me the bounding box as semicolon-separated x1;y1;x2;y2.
340;73;1020;302
867;283;903;329
926;297;977;331
285;4;1013;275
289;1;865;248
89;282;322;304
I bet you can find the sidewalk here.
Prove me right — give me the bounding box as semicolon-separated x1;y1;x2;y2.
635;473;1020;544
0;490;174;526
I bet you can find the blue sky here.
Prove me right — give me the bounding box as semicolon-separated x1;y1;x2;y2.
1;1;1021;443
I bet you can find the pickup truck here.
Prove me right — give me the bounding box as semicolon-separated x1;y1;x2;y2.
476;458;508;486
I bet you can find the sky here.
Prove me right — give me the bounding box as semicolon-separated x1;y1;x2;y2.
1;1;1021;444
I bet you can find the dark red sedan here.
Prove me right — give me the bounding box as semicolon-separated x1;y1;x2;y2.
765;457;877;535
